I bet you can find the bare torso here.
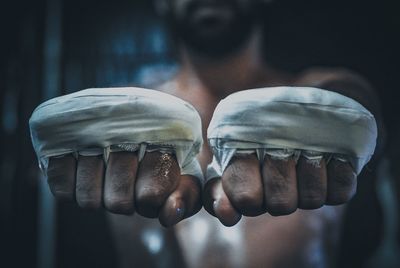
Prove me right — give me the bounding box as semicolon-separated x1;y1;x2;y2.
162;68;346;268
107;66;353;268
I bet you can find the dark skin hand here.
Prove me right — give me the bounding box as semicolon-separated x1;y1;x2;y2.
47;151;202;227
202;68;376;226
203;154;357;226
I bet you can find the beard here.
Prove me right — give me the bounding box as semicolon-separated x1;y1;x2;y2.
165;0;257;58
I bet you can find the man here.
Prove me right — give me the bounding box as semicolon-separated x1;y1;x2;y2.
44;0;383;267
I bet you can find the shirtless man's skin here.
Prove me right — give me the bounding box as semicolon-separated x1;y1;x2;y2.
46;0;382;267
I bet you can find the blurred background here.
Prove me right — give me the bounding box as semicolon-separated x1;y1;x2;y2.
0;0;399;267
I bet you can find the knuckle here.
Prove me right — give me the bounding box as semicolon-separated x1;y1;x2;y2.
76;197;101;209
106;179;132;194
230;191;263;215
232;191;260;206
104;197;134;214
109;164;136;179
331;173;356;188
51;189;74;201
266;198;297;216
76;185;96;197
76;176;100;193
299;194;325;209
327;189;356;205
265;178;292;194
136;187;166;208
77;171;95;183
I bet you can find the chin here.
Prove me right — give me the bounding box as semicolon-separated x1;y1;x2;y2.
181;29;251;58
165;1;257;57
179;18;255;57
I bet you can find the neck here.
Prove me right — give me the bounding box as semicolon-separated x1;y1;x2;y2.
175;28;274;98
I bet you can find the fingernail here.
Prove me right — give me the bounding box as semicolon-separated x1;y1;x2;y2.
176;206;185;219
164;201;185;227
213;200;219;214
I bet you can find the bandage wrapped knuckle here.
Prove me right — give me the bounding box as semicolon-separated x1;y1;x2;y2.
207;86;377;180
29;87;203;181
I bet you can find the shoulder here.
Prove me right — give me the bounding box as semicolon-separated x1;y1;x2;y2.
296;67;373;92
295;67;379;114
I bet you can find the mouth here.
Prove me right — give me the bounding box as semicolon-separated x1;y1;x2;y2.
190;5;234;30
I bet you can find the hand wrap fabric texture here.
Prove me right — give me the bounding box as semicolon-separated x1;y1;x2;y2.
207;86;377;181
29;87;204;181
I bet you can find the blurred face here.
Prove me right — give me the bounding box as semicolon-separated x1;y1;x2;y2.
158;0;259;57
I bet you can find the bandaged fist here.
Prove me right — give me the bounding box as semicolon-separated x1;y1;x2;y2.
29;88;203;226
203;87;377;226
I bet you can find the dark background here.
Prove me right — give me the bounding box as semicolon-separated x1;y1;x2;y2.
1;0;399;267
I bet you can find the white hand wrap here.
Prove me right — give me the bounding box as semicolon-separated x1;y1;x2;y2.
207;86;377;181
29;87;204;181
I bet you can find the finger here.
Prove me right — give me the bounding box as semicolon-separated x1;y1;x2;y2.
326;159;357;205
214;180;242;226
76;155;104;209
135;152;180;218
203;178;242;226
159;175;202;227
297;156;327;209
262;155;297;216
203;178;241;227
203;178;218;217
222;154;264;216
47;154;76;202
104;152;138;214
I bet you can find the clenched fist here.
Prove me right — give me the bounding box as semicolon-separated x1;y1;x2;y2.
203;87;377;226
30;87;203;226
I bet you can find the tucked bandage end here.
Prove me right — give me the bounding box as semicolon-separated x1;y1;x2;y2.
207;86;377;181
29;87;204;181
